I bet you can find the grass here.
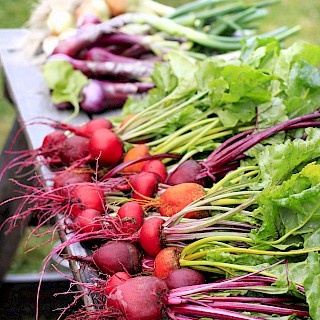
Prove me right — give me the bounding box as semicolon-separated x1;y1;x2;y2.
0;0;319;274
259;0;320;46
0;0;34;149
8;227;57;274
0;0;34;28
0;0;50;274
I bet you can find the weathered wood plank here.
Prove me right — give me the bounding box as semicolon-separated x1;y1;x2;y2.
0;49;90;151
0;29;28;51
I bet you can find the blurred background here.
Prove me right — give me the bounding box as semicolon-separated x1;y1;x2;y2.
0;0;319;305
1;0;320;150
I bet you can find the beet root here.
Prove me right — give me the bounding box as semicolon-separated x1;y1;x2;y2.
139;217;164;257
117;201;144;233
53;170;92;192
158;183;209;219
164;268;205;289
69;183;105;216
105;272;131;295
154;247;182;280
129;171;160;200
92;240;141;275
107;276;169;320
59;135;91;166
166;160;205;185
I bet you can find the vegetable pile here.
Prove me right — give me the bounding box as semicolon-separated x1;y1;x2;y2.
3;1;320;319
26;0;174;56
40;0;300;115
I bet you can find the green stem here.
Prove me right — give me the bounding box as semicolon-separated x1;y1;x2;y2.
133;14;246;50
153;123;217;154
181;235;253;257
149;115;220;148
204;246;320;256
173;2;250;27
119;91;208;141
208;166;259;194
180;259;278;278
230;169;260;184
209;7;260;35
116;94;180;135
154;122;228;155
167;0;231;19
142;0;175;16
147;113;219;147
172;127;234;156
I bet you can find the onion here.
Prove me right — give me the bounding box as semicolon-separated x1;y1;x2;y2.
47;10;75;35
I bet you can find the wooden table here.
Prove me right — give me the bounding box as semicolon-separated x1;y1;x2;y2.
0;29;119;308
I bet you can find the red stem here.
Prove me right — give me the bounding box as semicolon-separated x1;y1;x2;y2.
209;111;320;168
169;305;265;320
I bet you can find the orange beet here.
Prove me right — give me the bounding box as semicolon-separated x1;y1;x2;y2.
154;247;182;280
158;183;208;219
105;0;126;16
120;114;137;128
121;144;150;174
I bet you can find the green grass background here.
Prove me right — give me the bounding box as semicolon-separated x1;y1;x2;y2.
0;0;34;147
0;0;319;272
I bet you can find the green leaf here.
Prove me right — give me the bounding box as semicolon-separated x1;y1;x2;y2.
221;65;274;104
304;252;320;319
256;97;288;129
151;61;178;94
42;60;89;117
212;101;256;128
241;37;281;72
165;51;198;99
253;162;320;244
207;64;276;127
275;41;320;78
253;128;320;189
285;59;320;118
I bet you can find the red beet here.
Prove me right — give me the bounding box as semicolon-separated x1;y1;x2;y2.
59;135;91;166
142;159;168;183
40;130;67;163
69;183;105;216
107;276;169;320
53;170;92;190
166;160;205;185
75;118;113;138
41;130;67;152
77;208;102;233
129;172;160;200
164;268;205;289
117;202;144;233
139;217;164;257
92;240;141;275
105;271;131;295
89;128;124;166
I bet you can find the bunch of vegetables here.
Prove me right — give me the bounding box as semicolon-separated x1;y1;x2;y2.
57;271;312;320
4;14;320;320
41;0;300;115
37;124;320;320
26;0;174;56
